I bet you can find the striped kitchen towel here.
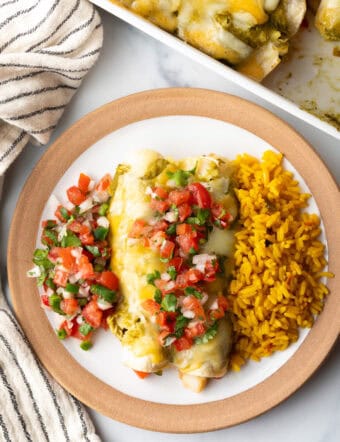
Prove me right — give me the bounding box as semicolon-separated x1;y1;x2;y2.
0;175;101;441
0;0;103;175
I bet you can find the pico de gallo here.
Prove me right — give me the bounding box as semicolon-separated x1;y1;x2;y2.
27;172;120;350
129;169;232;355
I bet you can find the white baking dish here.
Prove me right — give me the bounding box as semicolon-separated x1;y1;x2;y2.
91;0;340;140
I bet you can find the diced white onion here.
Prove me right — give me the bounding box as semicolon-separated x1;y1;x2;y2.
165;281;176;291
145;186;157;198
161;272;171;281
181;309;195;319
57;224;68;242
210;300;219;310
164;336;177;346
93;190;109;203
78;286;90;297
88;180;95;191
192;254;216;266
201;293;209;305
71;247;83;259
79;197;94;214
26;265;41;278
97;299;113;310
46;288;54;297
164;211;177;222
68;274;78;284
97;216;109;229
63;291;74;300
76;315;84;324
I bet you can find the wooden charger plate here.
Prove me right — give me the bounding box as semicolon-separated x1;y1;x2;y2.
8;88;340;433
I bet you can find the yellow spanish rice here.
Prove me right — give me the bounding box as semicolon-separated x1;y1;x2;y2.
228;150;333;371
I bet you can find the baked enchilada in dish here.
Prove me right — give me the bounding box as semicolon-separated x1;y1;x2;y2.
110;0;307;80
108;150;237;391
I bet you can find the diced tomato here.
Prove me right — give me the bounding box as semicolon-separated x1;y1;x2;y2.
78;173;91;193
61;298;79;316
53;269;68;287
155;279;175;294
218;295;229;311
150;231;167;249
55;205;70;222
78;255;94;279
129;219;147;238
98;271;119;291
176;223;195;236
134;370;150;379
177;234;199;254
152;220;169;232
174;336;193;351
67;186;86;205
188;183;211;208
100;308;115;330
158;329;171;346
68;220;83;233
185;268;204;284
80;231;94;246
168;189;191;206
150;199;170;213
210;296;228;319
210;308;225;320
160;240;175;260
211;203;232;227
182;296;206;320
156;311;176;332
82;299;103;328
168;257;183;272
96;174;111;192
71;321;93;341
59;320;73;337
184;322;205;339
177;203;192;222
142;299;161;315
41;294;50;307
58;247;76;271
175;273;187;289
153;187;169;200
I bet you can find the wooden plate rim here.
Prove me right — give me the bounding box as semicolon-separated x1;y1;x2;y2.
8;88;340;433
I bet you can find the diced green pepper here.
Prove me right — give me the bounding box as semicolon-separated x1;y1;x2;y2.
65;283;79;294
94;227;108;241
80;341;92;351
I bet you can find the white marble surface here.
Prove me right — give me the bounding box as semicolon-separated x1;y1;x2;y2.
1;8;340;442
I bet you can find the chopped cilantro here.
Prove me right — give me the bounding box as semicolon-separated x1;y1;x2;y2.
167;266;177;280
61;231;81;247
195;322;218;344
166;223;177;235
85;245;101;257
166;166;195;187
90;284;116;303
146;270;161;286
33;249;53;270
161;293;177;312
174;314;189;337
60;207;70;220
154;288;162;304
94;226;108;241
184;287;203;299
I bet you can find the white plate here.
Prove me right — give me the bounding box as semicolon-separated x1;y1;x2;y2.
40;115;318;405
